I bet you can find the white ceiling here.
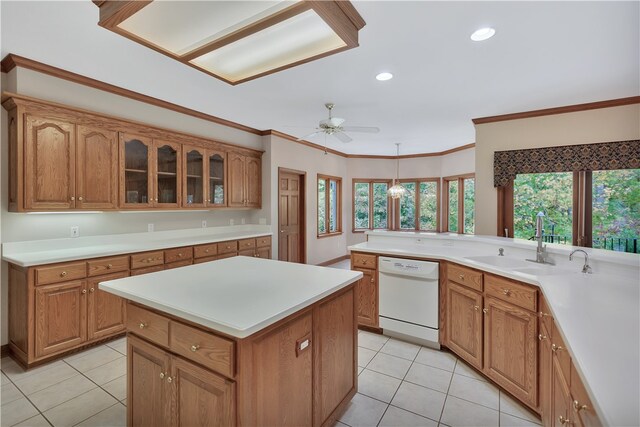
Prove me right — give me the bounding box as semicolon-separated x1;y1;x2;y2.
1;1;638;155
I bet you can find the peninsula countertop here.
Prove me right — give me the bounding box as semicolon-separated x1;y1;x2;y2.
349;237;639;427
1;225;272;267
99;256;363;338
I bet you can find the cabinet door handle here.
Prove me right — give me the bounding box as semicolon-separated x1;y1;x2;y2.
78;196;83;201
370;277;375;283
190;345;200;352
458;274;464;280
178;253;183;258
539;311;550;318
551;344;564;353
205;249;210;253
90;288;95;293
159;372;165;380
71;196;75;201
502;289;511;296
139;323;147;329
166;376;173;384
106;263;113;269
473;305;480;311
573;400;587;412
482;308;488;314
558;415;570;425
81;289;87;294
60;271;67;277
538;334;547;341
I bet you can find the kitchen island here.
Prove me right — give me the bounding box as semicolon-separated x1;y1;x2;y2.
99;256;362;427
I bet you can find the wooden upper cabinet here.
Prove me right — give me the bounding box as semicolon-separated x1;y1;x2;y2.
207;151;227;207
228;152;262;208
154;140;181;208
228;151;246;207
120;133;154;209
246;155;261;207
445;281;483;369
35;280;87;358
483;296;538;408
183;146;207;208
24;115;76;210
76;125;118;209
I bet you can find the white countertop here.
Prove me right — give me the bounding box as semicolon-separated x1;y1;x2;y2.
99;256;362;339
349;237;639;427
1;225;272;266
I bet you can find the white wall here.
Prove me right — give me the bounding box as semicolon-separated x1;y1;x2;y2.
474;104;640;236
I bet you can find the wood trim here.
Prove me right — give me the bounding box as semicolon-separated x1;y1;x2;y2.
265;130;348;157
308;1;359;47
277;167;307;265
573;171;593;247
316;254;349;267
96;1;151;28
0;54;262;135
0;344;9;358
472;96;640;125
496;181;514;238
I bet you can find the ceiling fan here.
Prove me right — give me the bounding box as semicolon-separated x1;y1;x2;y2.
296;103;380;143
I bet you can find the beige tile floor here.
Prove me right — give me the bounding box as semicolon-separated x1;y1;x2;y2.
0;259;541;427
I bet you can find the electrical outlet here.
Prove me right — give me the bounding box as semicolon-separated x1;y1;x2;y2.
70;226;79;238
230;219;235;226
241;218;246;225
201;220;207;228
148;223;154;232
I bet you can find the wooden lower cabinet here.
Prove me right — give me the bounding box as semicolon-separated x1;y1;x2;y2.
551;356;572;427
353;267;378;328
539;323;553;427
35;280;87;358
87;272;128;340
445;281;483;369
483;296;538;408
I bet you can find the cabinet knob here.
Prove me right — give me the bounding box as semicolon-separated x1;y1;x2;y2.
90;288;95;293
502;289;511;296
139;323;147;329
60;271;67;277
166;376;173;384
551;344;564;353
78;196;83;201
147;258;153;262
539;311;550;318
190;345;200;352
538;334;547;341
473;305;480;311
107;263;113;269
558;415;570;425
71;196;75;201
81;289;87;294
178;253;183;257
370;277;375;283
205;249;210;253
482;308;488;314
159;372;165;380
573;400;587;412
459;274;464;280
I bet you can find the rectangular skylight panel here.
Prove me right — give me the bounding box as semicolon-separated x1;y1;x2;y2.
190;10;346;83
118;0;299;56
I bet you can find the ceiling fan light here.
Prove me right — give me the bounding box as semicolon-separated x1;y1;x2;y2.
387;183;407;199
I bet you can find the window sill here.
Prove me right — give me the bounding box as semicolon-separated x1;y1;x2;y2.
317;231;343;239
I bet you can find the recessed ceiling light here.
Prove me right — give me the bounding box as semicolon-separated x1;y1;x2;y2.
376;72;393;81
470;27;495;42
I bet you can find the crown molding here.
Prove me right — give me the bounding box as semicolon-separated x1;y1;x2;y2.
472;96;640;125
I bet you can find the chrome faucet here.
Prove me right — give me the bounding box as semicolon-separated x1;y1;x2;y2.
526;212;554;265
569;249;592;274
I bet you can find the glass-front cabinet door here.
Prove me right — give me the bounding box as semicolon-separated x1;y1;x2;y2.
183;146;206;208
154;140;181;208
208;151;226;207
120;133;153;208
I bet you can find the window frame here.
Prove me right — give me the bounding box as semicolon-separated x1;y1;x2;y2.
443;173;475;234
393;178;441;232
352;179;392;232
317;174;343;238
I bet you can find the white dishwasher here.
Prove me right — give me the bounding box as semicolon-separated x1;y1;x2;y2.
378;256;439;348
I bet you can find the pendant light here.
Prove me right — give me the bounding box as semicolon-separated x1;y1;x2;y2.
387;143;407;199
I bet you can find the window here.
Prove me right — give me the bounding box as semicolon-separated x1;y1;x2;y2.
444;174;475;234
509;169;639;253
353;180;390;231
395;179;440;231
318;174;342;236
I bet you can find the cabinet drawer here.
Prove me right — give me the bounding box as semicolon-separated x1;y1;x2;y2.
238;249;255;257
447;263;483;292
164;260;192;270
218;241;238;254
35;262;87;285
256;236;271;248
164;247;193;264
238;238;256;250
552;322;571;387
538;294;554;333
570;364;599;426
485;274;537;312
87;256;129;277
131;251;164;269
170;321;235;378
194;243;218;258
130;265;164;276
127;303;169;347
352;253;376;269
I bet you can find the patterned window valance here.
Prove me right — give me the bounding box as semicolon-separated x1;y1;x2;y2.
493;140;640;187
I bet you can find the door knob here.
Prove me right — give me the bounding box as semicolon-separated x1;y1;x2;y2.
280;230;285;233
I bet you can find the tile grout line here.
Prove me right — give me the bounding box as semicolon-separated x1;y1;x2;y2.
62;359;125;406
71;402;123;427
437;357;458;425
0;364;54;427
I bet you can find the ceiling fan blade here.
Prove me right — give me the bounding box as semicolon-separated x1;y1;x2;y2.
341;126;380;133
297;131;323;141
333;132;353;143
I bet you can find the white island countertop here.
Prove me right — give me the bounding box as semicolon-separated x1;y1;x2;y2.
99;256;362;339
349;235;639;427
